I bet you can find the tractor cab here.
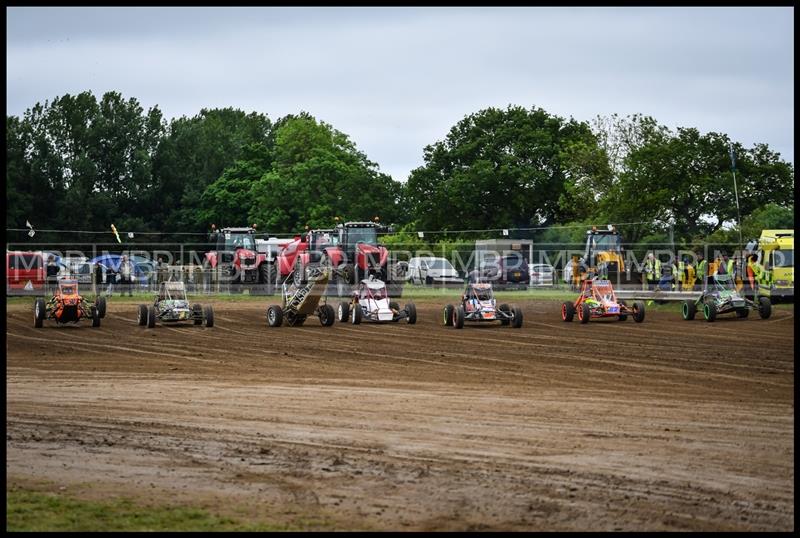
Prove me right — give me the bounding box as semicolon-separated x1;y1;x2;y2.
336;222;380;249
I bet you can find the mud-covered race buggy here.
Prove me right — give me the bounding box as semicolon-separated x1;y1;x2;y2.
33;279;106;328
443;281;523;329
337;277;417;324
266;266;337;327
681;274;771;322
562;278;645;323
137;281;214;328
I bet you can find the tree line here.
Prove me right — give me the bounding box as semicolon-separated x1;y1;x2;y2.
6;91;794;249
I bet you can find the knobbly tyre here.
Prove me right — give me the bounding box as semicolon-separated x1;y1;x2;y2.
337;276;417;324
33;279;106;328
266;266;337;327
137;281;214;328
443;280;523;329
562;278;645;324
681;273;771;322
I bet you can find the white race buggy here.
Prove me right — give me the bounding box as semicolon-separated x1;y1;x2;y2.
337;277;417;324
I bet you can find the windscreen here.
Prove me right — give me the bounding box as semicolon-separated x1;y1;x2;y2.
771;250;793;268
347;227;377;246
224;233;256;251
424;258;454;271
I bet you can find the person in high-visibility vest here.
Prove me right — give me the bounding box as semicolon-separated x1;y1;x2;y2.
726;255;735;277
684;259;696;291
746;254;763;298
695;253;707;290
671;258;685;291
644;252;661;290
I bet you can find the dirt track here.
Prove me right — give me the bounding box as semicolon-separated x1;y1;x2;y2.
5;298;795;531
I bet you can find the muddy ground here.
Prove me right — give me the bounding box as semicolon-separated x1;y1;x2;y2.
5;298;795;531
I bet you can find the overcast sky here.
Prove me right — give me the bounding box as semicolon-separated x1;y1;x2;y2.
6;6;794;181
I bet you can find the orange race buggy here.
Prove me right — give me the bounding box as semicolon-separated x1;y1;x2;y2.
33;279;106;328
561;278;645;324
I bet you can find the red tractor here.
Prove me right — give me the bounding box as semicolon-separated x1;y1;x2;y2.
205;225;286;293
319;220;393;285
276;228;335;287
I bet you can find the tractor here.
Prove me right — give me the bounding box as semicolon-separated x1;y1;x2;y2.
318;220;399;286
265;266;337;327
33;279;106;328
337;276;417;324
205;224;285;294
137;281;214;328
681;274;771;322
276;228;336;287
562;278;645;323
443;280;523;329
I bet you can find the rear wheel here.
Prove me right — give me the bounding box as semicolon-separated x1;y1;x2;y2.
405;303;417;324
342;264;356;285
561;302;575;322
91;305;101;327
337;302;350;322
682;301;696;321
137;304;148;326
204;305;214;327
34;298;45;328
632;301;646;323
498;303;511;326
96;296;107;318
318;304;335;326
192;303;203;325
267;305;283;327
579;303;591;324
351;304;362;325
293;259;307;287
147;305;157;328
452;305;465;329
511;306;523;328
757;297;771;319
443;304;454;326
703;302;717;322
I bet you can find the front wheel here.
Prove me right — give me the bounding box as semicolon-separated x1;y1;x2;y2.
147;305;157;328
498;303;511;326
452;305;465;329
267;305;283;327
443;304;454;326
561;302;575;322
96;296;107;318
137;304;148;326
318;304;335;326
579;303;591;324
351;304;362;325
91;305;101;327
703;302;717;322
632;301;646;323
617;300;628;322
682;301;696;321
204;305;214;327
757;297;772;319
34;298;45;328
405;303;417;324
511;306;523;328
192;303;203;325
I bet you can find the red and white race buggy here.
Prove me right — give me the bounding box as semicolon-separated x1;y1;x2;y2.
562;278;645;323
443;282;523;329
337;277;417;324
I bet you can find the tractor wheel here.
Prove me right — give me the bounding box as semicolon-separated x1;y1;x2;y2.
137;304;148;326
337;302;350;322
96;296;107;318
703;302;717;322
146;305;157;328
511;306;523;328
192;304;203;325
204;305;214;327
389;301;400;311
498;303;511;326
617;300;628;322
267;305;283;327
91;305;101;327
757;297;772;319
318;304;335;327
579;303;591;324
736;308;750;319
452;305;465;329
260;263;277;295
682;301;696;321
34;298;45;328
405;303;417;324
632;301;646;323
561;302;575;322
443;304;454;326
351;304;362;325
293;259;307;287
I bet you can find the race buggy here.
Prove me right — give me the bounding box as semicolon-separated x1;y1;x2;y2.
337;277;417;324
266;266;337;327
443;281;523;329
138;281;214;328
33;279;106;328
562;278;645;323
681;274;772;322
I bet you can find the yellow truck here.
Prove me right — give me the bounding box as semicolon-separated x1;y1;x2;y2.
752;229;794;302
